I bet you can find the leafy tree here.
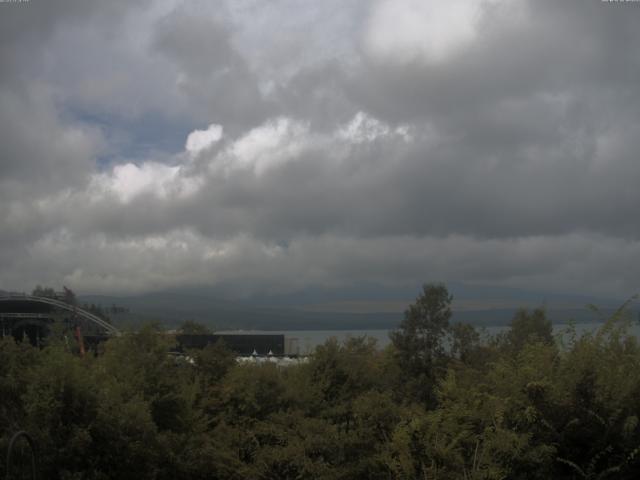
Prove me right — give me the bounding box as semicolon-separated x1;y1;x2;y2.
504;308;553;351
450;322;481;364
31;285;56;298
390;283;453;406
178;320;213;335
220;364;289;422
62;285;77;305
194;339;236;383
308;336;382;407
4;285;640;479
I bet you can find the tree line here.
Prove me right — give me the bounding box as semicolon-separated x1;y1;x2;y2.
1;283;640;479
31;285;129;323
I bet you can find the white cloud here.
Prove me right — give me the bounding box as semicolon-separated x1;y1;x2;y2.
338;111;389;142
366;0;482;63
84;123;226;205
91;162;200;203
207;112;411;177
223;117;311;175
364;0;526;64
185;123;223;155
337;111;412;143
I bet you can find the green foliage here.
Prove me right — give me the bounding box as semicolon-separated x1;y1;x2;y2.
178;319;213;335
2;291;640;479
31;285;57;298
504;308;554;351
390;283;453;406
194;339;236;382
450;321;482;364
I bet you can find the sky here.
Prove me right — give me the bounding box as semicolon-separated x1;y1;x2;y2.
1;0;640;299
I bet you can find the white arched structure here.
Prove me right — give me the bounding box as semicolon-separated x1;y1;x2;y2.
0;293;121;336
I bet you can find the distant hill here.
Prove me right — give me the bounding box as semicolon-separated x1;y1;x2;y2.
78;283;637;331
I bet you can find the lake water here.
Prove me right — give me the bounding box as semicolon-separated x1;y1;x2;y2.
219;322;640;355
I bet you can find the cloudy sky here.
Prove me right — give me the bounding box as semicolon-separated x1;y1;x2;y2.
1;0;639;299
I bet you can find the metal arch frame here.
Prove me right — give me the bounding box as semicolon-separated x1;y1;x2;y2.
0;293;121;336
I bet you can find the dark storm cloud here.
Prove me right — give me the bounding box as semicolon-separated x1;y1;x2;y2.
340;0;640;239
1;0;640;297
0;0;153;87
273;63;360;131
152;3;274;133
353;1;640;122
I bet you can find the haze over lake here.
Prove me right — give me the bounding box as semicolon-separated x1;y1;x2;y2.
220;321;640;355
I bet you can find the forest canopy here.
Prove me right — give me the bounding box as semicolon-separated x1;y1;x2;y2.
1;284;640;479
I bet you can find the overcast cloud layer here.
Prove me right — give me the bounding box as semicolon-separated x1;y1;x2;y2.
1;0;640;298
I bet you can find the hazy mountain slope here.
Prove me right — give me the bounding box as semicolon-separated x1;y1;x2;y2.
78;283;634;330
